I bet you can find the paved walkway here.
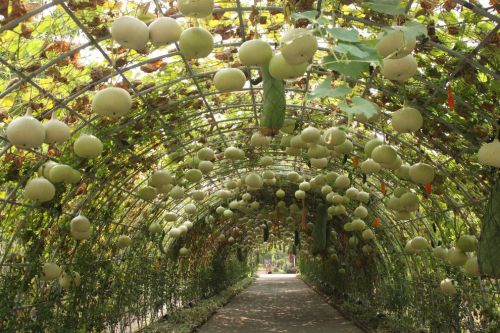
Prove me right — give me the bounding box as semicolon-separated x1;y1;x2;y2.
197;274;364;333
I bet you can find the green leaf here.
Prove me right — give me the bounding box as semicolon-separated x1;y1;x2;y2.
327;28;359;42
338;96;379;118
323;55;369;79
365;0;405;15
334;42;369;58
402;21;428;38
291;10;319;22
306;78;352;100
479;178;500;277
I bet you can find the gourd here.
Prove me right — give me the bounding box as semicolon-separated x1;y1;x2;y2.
213;68;246;92
66;169;81;185
464;256;480;276
262;171;274;180
44;113;70;144
224;146;245;160
165;212;177;222
281;119;296;134
183;221;193;229
323;127;346;147
48;164;73;183
39;161;58;178
321;185;332;195
310;158;327;168
59;271;81;289
169;186;185;199
191;190;206;201
150;170;173;188
111;16;149;50
433;246;449;260
346;187;359;199
185;169;203;182
138;186;157;201
404;240;418;254
334;140;353;155
351;219;366;231
223;209;233;218
177;0;214;18
179;247;190;256
290;135;307;148
299;181;311;191
238;39;273;66
361;159;381;174
24;178;55;202
149;17;182;46
117;235;132;249
448;247;468;266
178;225;188;235
400;192;419;211
184;203;197;215
334;175;350;189
439;278;457;296
409;162;435;184
456;234;477;252
169;228;181;238
301;126;321;143
250;131;271;146
362;229;375;240
287;172;300;183
179;27;214;59
198;147;215;161
478;139;500;168
354;205;368;219
73;134;103;158
295;190;306;200
40;263;62;281
92;87;131;118
357;191;370;203
198;160;213;174
158;184;173;195
395;163;411;180
6;110;45;148
371;145;397;164
410;236;428;250
381;54;418;82
260;156;273;166
245;173;263;189
376;27;416;59
392;107;423;133
70;215;90;233
381;155;402;171
280;28;318;65
259;63;286;136
268;53;307;80
364;138;383;157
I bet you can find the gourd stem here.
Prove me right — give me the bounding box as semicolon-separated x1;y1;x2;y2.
50;111;57;120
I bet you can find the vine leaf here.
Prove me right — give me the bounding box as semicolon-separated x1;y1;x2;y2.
365;0;405;15
306;78;352;100
338;96;378;118
334;42;370;58
327;28;359;42
323;55;369;78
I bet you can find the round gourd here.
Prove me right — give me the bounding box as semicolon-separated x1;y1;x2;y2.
346;187;359;199
433;246;449;260
47;164;72;183
335;205;347;215
148;222;162;234
169;228;181;238
229;200;239;210
361;158;381;174
376;27;416;59
371;145;397;164
178;0;214;18
362;229;375;240
295;190;306;200
184;221;193;229
321;185;332;196
299;181;311;191
138;186;157;201
333;140;353;155
400;192;419;211
191;190;206;202
111;16;149;50
184;203;197;215
6;110;45;148
179;27;213;59
245;173;263;189
354;205;368;219
238;39;273;66
242;193;252;201
280;28;318;65
149;17;182;46
198;147;215;161
223;209;233;218
364;138;383;157
117;235;132;249
357;191;370;203
250;131;271;146
351;219;366;231
311;158;327;168
24;178;55;202
395;163;411;180
439;278;457;296
198;160;213;174
150;170;173;188
157;183;173;195
381;54;418;82
73;134;103;158
44;113;70;144
307;144;327;158
456;234;477;252
381;155;402;171
260;156;273;166
250;201;260;209
169;186;185;199
262;170;274;180
185;169;203;183
214;68;246;93
59;271;81;289
343;222;353;231
404;240;418;255
391;107;423;133
300;126;321;143
39;161;58;178
287;172;300;183
464;256;480;276
92;87;131;118
334;175;350;189
224;146;245;160
323;127;346;147
269;53;307;80
325;172;339;184
478;139;500;168
448;247;468;266
281;118;296;134
410;236;428;250
70;215;90;233
71;228;91;241
65;169;81;185
40;263;62;281
409;163;435;184
395;210;413;221
179;247;190;256
165;212;178;222
178;225;188;235
387;196;401;211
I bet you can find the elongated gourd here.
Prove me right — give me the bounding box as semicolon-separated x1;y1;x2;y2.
259;63;286;136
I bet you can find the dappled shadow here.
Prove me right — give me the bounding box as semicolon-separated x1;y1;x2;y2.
197;275;363;333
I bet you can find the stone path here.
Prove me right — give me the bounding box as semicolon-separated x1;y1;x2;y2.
197;274;364;333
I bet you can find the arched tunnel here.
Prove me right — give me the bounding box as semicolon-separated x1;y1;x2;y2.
0;0;498;332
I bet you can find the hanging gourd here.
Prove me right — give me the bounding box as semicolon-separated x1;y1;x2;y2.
138;186;157;201
149;17;182;47
58;271;81;289
185;169;203;183
381;54;418;82
213;68;246;92
478;139;500;168
117;235;132;249
6;110;45;148
409;162;435;185
48;164;73;183
24;178;55;202
371;145;398;165
439;278;457;296
150;170;173;188
92;87;132;118
224;146;245;160
238;39;273;66
70;215;91;241
361;158;381;174
73;134;103;158
179;27;214;59
259;62;286;136
40;263;62;281
178;0;214;18
268;53;307;80
250;131;271;146
111;16;149;50
198;160;213;174
197;147;215;161
43;112;70;144
280;28;317;65
376;27;416;59
391;106;423;133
